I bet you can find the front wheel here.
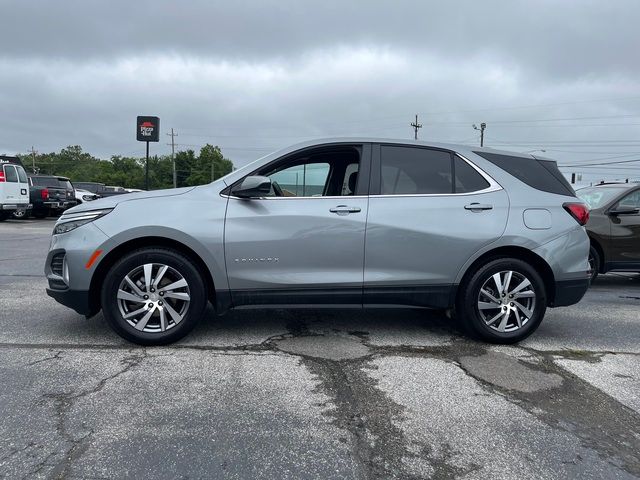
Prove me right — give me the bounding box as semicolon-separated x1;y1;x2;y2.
101;248;207;345
456;258;547;344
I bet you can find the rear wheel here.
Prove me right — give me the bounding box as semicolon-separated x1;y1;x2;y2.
0;212;9;221
456;258;547;344
588;246;600;284
12;209;28;219
101;248;207;345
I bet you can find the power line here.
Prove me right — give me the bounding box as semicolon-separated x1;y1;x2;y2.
559;158;640;167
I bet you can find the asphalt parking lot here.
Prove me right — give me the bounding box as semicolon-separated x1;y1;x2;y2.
1;218;639;479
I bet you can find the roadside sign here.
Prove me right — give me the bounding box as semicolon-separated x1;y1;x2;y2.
0;155;26;168
136;116;160;142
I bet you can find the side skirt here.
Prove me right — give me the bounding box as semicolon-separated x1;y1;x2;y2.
215;284;457;313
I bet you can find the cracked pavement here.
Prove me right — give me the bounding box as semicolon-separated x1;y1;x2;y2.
1;219;639;479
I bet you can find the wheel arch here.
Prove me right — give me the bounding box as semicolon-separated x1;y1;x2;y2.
88;236;217;316
588;235;605;273
456;245;556;306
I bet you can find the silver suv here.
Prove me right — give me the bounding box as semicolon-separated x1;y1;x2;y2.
45;139;591;345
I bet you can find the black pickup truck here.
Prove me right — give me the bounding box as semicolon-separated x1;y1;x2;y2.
28;175;76;218
73;182;129;197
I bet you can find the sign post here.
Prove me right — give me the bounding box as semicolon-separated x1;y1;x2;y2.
136;116;160;190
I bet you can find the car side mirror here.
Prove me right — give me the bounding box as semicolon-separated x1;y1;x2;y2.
609;207;640;216
232;176;272;198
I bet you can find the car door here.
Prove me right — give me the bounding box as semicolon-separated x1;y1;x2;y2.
224;144;371;307
363;144;509;308
15;166;30;205
608;188;640;267
2;165;21;203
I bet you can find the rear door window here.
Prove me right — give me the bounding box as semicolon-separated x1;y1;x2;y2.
16;166;28;183
3;165;18;182
380;146;453;195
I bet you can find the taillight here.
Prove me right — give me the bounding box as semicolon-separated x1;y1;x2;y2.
0;171;5;182
563;202;590;226
41;188;49;200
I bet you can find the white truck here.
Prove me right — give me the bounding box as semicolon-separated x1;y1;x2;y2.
0;156;31;221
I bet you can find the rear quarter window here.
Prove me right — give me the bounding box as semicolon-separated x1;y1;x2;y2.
454;156;490;193
474;151;575;197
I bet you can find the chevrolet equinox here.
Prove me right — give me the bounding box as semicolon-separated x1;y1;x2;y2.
46;139;591;345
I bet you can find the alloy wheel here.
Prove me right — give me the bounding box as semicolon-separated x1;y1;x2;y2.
116;263;191;333
476;270;536;333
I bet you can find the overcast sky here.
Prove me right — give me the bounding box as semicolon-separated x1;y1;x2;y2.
2;0;640;183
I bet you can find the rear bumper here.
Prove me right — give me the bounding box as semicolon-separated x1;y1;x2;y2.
46;285;94;316
551;278;590;307
42;200;76;210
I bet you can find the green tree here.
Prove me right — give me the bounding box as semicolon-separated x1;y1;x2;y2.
17;144;233;190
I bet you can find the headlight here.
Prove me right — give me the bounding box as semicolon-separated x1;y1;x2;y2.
82;195;94;201
53;209;113;235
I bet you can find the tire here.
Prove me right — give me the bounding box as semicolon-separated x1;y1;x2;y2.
101;247;207;345
12;209;29;219
588;246;600;284
456;258;547;344
0;212;9;221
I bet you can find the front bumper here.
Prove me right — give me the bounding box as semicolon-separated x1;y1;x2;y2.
552;278;590;307
46;285;93;316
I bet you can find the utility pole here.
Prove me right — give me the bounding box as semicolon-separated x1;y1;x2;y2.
145;141;150;190
28;146;37;173
473;122;487;147
410;114;422;140
167;129;178;188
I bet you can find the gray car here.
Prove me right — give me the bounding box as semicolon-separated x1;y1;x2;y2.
45;138;591;345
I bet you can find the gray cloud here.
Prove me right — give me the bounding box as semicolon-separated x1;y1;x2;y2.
1;0;640;183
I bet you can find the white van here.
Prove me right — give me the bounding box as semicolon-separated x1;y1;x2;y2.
0;156;31;221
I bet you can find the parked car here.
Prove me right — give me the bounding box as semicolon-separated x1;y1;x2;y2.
74;188;100;204
29;175;76;218
45;139;590;345
74;182;129;197
577;183;640;281
0;156;31;220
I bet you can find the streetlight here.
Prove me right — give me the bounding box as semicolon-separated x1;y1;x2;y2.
472;123;486;147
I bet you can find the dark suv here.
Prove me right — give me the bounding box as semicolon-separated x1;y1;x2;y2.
577;183;640;281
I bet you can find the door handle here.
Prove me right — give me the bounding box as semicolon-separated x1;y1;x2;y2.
464;203;493;211
330;205;361;215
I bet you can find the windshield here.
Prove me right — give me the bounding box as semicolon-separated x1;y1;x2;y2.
577;186;628;209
